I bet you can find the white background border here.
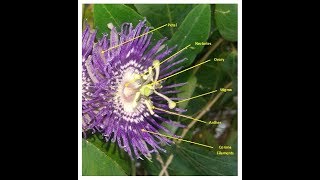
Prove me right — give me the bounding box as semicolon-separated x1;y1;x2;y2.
79;1;242;179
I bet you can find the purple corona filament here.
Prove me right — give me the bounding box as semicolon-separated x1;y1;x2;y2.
82;19;187;159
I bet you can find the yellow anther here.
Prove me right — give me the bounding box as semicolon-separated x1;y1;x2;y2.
168;101;176;109
134;74;141;80
153;60;160;68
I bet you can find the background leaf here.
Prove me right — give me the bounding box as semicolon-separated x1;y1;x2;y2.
166;4;211;67
176;75;197;109
159;75;197;134
141;142;237;176
82;139;127;176
172;29;237;142
82;134;131;175
215;4;238;41
124;4;138;11
183;33;236;113
134;4;195;39
167;143;237;175
93;4;162;41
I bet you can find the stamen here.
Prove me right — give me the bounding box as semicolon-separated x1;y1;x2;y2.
140;84;154;96
153;60;160;82
134;74;141;80
154;90;176;109
148;66;153;81
142;74;148;80
132;92;141;108
125;59;159;86
168;101;177;109
145;99;155;115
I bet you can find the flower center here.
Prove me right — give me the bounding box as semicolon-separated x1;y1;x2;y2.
117;67;141;113
123;83;137;102
116;60;177;116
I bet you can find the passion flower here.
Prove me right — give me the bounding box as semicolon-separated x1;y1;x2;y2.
82;19;187;159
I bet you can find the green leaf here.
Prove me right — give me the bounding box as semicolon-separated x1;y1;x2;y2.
140;154;162;175
93;4;162;41
193;128;220;149
182;91;208;118
167;4;211;67
167;143;237;175
134;4;195;39
173;41;236;126
177;75;197;109
82;134;131;175
222;51;237;79
160;74;197;134
170;68;205;117
223;51;238;91
83;4;94;29
124;4;138;12
82;139;127;176
195;60;224;91
142;138;237;176
214;51;237;108
191;38;235;105
215;4;238;41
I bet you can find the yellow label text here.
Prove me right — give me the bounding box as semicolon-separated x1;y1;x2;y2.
167;23;178;27
220;88;232;92
195;42;212;46
214;58;224;62
208;120;221;125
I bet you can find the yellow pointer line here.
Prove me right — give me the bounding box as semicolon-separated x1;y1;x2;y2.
153;59;211;84
159;44;191;66
153;106;207;124
176;90;218;104
140;44;192;77
141;129;213;149
101;24;168;53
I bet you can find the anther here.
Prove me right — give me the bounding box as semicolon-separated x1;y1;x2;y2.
152;60;160;82
154;90;176;109
132;92;141;108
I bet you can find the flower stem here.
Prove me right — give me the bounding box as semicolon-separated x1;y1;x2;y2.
156;153;169;176
159;154;174;176
181;82;232;138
